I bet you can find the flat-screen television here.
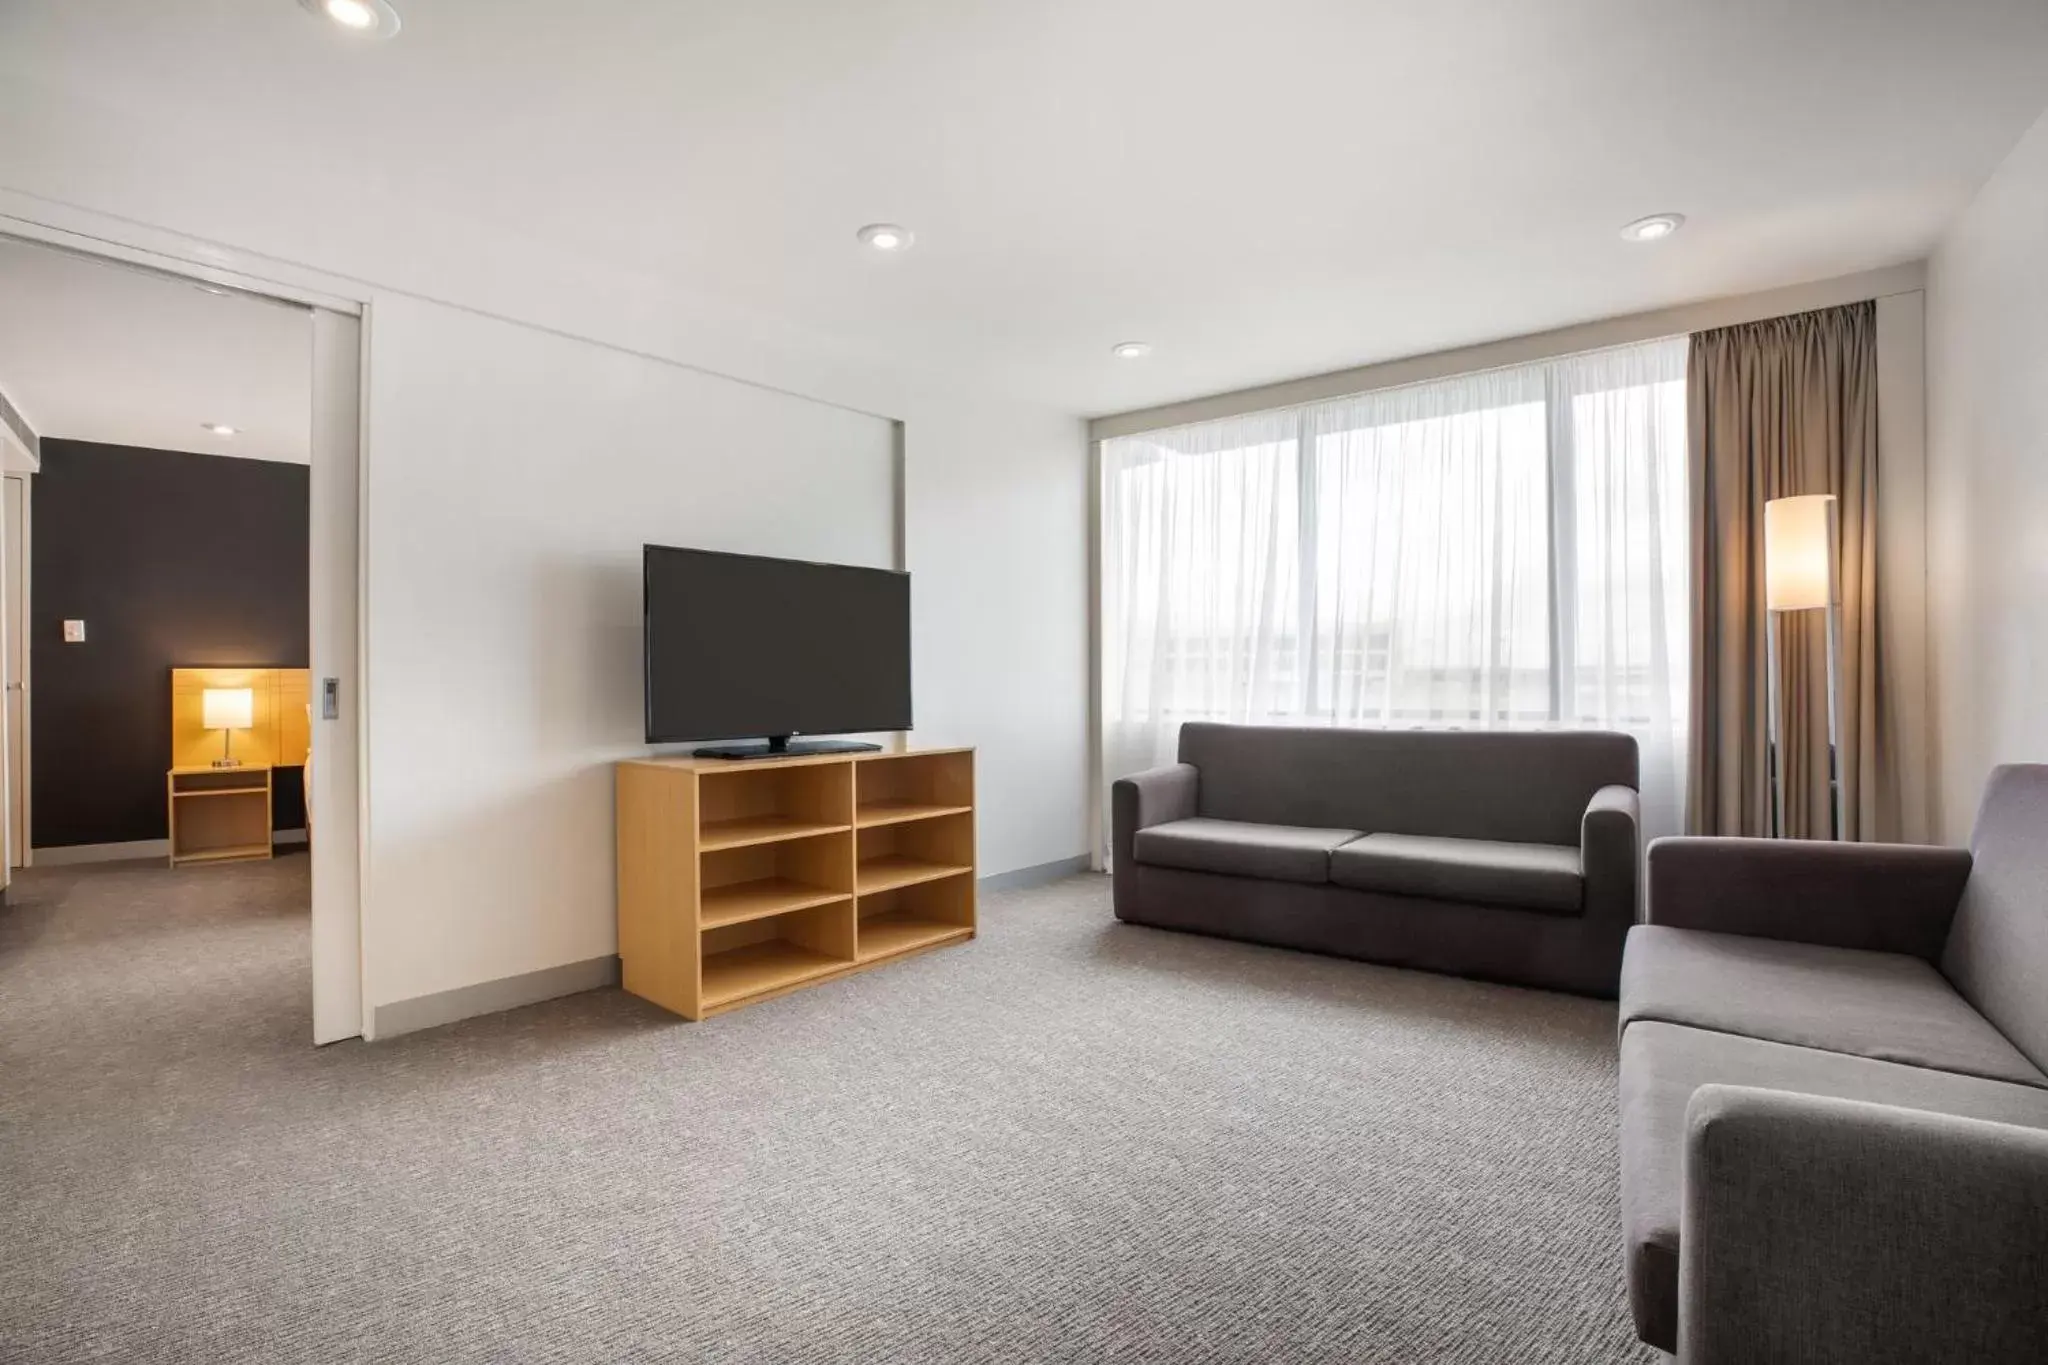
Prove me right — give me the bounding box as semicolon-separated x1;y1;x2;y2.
643;544;911;757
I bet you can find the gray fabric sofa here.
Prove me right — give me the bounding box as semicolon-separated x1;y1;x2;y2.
1112;723;1642;995
1618;764;2048;1362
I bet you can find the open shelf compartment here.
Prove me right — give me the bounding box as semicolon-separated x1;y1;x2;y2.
699;761;853;850
858;875;975;961
172;768;270;795
855;750;974;828
700;829;854;929
856;809;974;895
700;900;856;1009
169;767;273;866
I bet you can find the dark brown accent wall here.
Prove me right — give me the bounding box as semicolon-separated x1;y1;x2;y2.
32;440;308;849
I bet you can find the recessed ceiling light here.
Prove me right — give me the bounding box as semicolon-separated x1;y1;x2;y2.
1111;342;1153;359
202;423;240;437
299;0;401;39
857;223;914;252
1620;213;1685;243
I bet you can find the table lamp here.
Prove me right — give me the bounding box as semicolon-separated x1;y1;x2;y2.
202;687;256;768
1762;494;1842;839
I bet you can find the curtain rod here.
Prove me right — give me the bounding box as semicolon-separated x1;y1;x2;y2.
1089;261;1925;443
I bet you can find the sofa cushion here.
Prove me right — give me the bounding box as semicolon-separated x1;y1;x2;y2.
1132;818;1360;884
1328;833;1582;914
1621;925;2047;1089
1619;1021;2048;1352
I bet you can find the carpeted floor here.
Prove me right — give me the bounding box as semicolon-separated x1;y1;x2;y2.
0;857;1654;1364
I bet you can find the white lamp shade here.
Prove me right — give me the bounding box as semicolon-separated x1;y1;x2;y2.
1764;494;1837;612
202;687;255;732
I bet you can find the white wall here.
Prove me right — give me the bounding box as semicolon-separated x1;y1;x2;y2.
0;384;37;471
0;83;1096;1028
363;295;899;1008
1926;106;2048;841
905;396;1090;876
0;417;32;473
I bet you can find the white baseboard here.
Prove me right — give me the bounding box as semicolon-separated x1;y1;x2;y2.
33;829;309;867
31;839;168;866
978;854;1093;892
372;955;622;1039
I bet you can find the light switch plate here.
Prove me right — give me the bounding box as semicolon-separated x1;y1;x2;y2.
62;619;86;643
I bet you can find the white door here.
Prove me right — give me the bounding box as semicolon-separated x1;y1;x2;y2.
309;309;364;1044
4;475;23;872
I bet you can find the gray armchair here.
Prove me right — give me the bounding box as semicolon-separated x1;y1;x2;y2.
1680;1086;2048;1364
1619;764;2048;1361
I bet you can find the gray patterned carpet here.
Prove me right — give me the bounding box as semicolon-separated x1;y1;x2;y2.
0;857;1653;1364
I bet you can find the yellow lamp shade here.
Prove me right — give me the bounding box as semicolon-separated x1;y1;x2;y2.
201;687;255;732
1764;494;1836;612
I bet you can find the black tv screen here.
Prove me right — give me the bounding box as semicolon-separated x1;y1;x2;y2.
643;545;912;745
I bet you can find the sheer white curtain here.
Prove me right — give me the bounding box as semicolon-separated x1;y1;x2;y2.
1102;335;1689;846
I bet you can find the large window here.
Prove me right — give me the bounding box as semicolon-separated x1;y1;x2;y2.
1102;336;1688;835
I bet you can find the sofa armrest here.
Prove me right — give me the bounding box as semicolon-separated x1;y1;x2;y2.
1581;784;1641;926
1681;1086;2048;1365
1645;837;1972;961
1110;763;1198;870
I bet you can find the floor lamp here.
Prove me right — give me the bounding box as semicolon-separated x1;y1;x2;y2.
1763;493;1844;839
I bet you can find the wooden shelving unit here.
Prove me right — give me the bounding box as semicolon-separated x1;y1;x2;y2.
616;747;975;1020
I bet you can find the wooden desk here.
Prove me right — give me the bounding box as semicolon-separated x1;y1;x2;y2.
167;765;274;867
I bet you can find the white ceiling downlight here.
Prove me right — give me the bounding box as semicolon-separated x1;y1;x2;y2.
1111;342;1152;359
856;223;914;252
299;0;401;39
1619;213;1686;243
202;423;241;436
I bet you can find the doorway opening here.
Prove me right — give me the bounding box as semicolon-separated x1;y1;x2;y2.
0;230;363;1043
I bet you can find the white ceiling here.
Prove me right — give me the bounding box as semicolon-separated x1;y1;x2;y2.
0;238;310;462
2;1;2046;418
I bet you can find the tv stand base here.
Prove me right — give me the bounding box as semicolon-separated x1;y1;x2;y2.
693;736;885;761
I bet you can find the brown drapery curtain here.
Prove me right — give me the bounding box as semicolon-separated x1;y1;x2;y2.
1685;301;1890;839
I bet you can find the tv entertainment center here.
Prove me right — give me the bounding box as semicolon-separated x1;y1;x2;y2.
617;542;974;1020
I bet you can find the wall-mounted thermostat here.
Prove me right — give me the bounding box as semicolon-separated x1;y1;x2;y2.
62;620;87;643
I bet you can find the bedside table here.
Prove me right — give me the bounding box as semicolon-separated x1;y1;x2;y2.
167;765;274;867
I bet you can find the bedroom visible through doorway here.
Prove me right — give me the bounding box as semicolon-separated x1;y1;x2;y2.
0;229;363;1043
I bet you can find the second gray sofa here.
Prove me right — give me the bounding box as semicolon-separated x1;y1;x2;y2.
1112;722;1641;995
